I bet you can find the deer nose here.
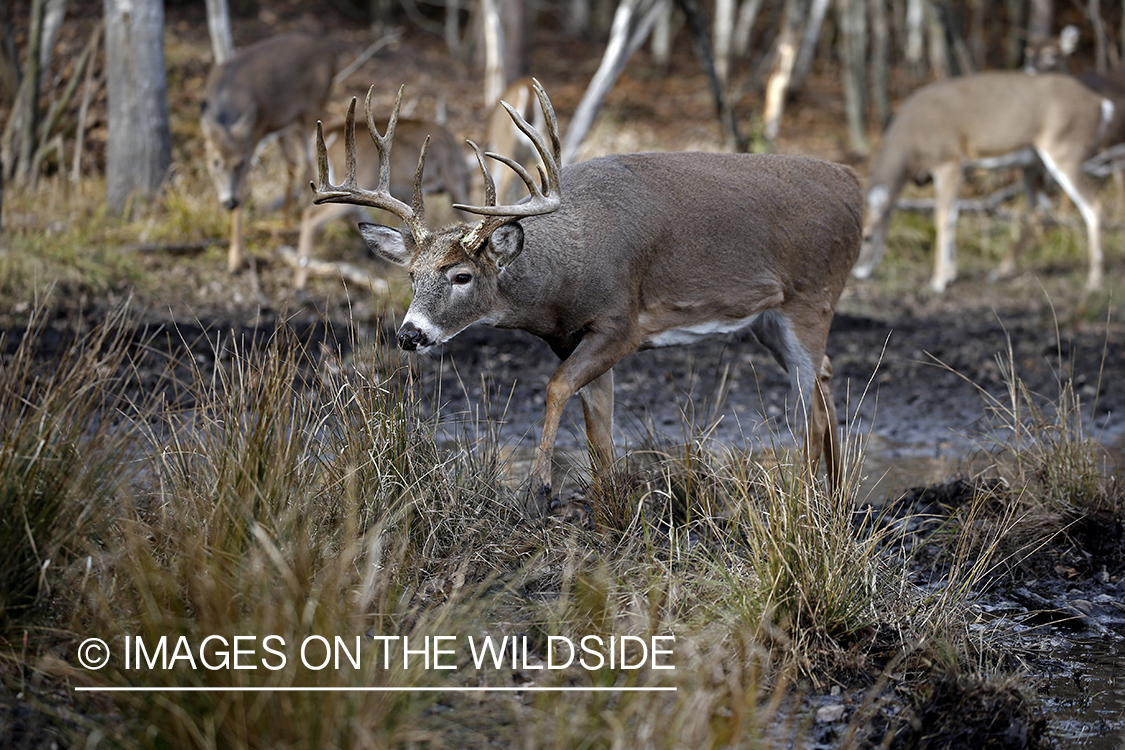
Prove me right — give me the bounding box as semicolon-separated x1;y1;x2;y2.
397;324;428;351
223;197;240;210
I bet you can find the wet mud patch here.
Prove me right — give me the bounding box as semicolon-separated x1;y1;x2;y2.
864;473;1125;748
890;673;1052;750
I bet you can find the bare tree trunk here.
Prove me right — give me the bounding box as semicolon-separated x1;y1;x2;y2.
0;1;18;101
8;0;45;185
650;0;674;69
1027;0;1053;47
566;0;592;36
481;0;506;107
1003;0;1025;68
104;0;171;214
762;0;804;145
445;0;462;57
868;0;889;129
733;0;765;56
926;0;950;78
40;0;69;79
933;0;973;74
969;0;989;68
791;0;832;91
905;0;925;75
1088;0;1110;73
500;0;530;82
675;0;745;150
837;0;868;154
205;0;234;64
72;22;103;183
561;0;665;164
714;0;736;86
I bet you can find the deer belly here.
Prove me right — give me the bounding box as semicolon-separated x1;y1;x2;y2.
641;314;761;348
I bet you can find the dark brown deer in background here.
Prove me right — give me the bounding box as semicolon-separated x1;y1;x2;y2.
312;81;862;512
201;33;335;273
293;117;471;293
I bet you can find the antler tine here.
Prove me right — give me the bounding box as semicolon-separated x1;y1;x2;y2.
310;85;430;243
465;140;497;207
410;136;430;227
454;78;562;220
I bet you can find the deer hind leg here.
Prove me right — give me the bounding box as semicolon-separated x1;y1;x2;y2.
751;311;840;494
579;368;616;477
814;355;841;494
930;160;963;293
278;126;309;220
996;161;1048;280
1037;147;1103;291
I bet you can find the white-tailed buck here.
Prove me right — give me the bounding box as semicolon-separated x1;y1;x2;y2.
312;81;863;512
853;71;1114;292
293;117;471;293
201;33;335;273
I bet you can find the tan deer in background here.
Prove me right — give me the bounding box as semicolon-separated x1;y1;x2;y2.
312;81;863;512
293;117;471;293
852;71;1114;292
201;33;336;273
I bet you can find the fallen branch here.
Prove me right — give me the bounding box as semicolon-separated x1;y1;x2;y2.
895;183;1023;216
1083;143;1125;178
275;245;389;292
123;238;225;254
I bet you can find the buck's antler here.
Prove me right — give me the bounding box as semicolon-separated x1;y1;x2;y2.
458;78;562;250
311;85;431;244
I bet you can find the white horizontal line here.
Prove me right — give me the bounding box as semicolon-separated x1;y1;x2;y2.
75;686;677;693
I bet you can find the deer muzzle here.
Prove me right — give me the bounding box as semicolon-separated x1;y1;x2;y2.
397;323;429;351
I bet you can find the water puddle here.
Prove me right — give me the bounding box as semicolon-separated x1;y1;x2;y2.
1042;638;1125;748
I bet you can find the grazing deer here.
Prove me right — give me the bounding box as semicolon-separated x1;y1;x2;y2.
852;71;1114;292
201;33;336;273
293;117;471;293
312;81;862;512
1021;25;1079;74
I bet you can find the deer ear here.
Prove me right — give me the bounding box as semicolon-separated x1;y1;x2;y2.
485;223;524;269
359;223;412;266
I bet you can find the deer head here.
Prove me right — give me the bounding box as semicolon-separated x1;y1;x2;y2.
311;80;562;352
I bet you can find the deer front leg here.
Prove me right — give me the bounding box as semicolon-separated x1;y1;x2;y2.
853;184;894;279
228;205;245;273
530;335;632;515
930;161;963;293
278;126;309;221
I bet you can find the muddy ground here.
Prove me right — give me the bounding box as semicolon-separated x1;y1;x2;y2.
4;3;1125;746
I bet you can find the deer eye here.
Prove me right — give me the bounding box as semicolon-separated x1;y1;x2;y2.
451;272;472;285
